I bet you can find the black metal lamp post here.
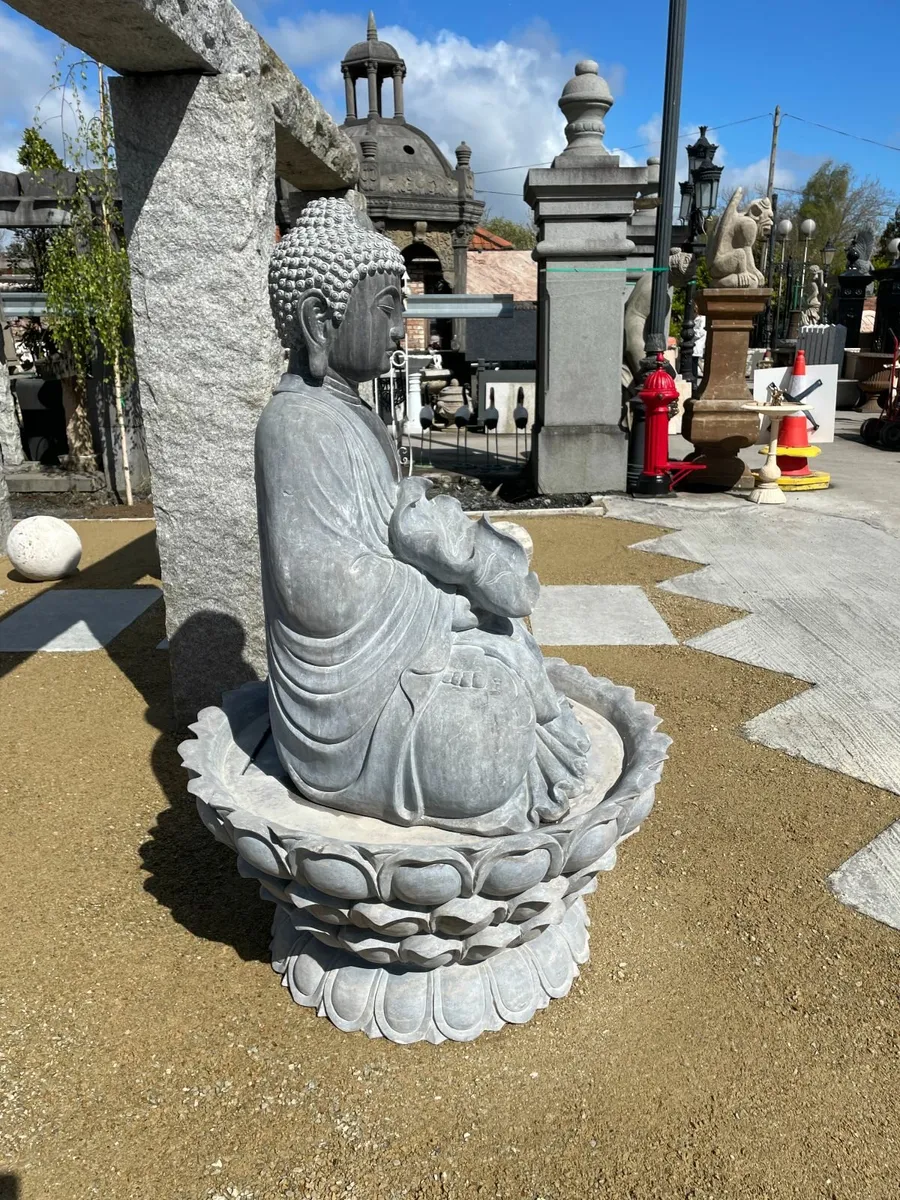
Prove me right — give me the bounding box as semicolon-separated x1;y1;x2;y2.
677;126;722;393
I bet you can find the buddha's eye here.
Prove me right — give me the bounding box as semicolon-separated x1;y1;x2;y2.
378;302;394;316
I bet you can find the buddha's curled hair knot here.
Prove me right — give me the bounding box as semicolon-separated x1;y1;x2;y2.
269;196;407;347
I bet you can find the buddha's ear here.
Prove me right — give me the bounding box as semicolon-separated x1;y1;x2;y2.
297;290;331;380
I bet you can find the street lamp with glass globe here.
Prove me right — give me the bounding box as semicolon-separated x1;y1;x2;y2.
772;219;793;341
799;217;816;297
677;126;723;393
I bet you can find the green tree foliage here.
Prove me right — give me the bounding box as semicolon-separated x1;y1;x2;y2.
26;57;136;502
481;216;537;250
874;203;900;269
18;126;63;173
793;160;894;273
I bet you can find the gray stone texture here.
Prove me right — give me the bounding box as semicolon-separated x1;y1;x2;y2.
260;198;592;837
110;71;284;721
5;0;358;191
525;62;659;496
0;360;25;468
0;467;12;549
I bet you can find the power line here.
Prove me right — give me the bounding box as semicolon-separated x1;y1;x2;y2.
473;111;772;177
783;113;900;154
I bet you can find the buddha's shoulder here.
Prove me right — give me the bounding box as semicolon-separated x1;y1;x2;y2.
259;381;363;437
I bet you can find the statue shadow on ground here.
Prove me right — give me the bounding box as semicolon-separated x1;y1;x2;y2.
0;537;270;957
130;610;274;964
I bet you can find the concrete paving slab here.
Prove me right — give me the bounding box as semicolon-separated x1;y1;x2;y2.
0;588;161;652
827;821;900;932
530;584;676;646
601;495;900;796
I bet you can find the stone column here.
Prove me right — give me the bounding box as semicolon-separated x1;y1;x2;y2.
343;68;356;119
0;467;12;548
524;61;657;495
0;359;25;468
366;63;379;118
109;72;283;722
682;288;771;490
392;67;404;119
451;222;473;353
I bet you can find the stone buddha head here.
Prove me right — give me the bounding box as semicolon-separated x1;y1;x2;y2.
269;196;407;386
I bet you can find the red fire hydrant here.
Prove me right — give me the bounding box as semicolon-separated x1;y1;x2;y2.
634;354;705;495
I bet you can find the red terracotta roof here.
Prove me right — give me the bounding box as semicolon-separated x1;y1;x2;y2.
470;226;515;250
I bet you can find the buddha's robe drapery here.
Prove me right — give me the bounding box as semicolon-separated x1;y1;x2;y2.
255;374;590;836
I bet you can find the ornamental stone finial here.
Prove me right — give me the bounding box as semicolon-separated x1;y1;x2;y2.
553;59;613;165
455;141;472;169
367;10;377;39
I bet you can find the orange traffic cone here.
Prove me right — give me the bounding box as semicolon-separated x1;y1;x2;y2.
776;349;830;490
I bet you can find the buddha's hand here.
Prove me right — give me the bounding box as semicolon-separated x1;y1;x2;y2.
389;479;538;619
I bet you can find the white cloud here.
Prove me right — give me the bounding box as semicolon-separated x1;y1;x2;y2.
262;14;627;220
719;157;797;200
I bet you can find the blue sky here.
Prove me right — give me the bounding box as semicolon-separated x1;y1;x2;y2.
2;0;899;223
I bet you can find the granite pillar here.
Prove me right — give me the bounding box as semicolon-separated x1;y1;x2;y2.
682;287;770;490
524;62;658;495
110;72;283;721
0;463;12;547
0;359;25;469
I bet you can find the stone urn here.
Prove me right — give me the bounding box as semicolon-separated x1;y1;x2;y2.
682;287;770;490
181;665;669;1044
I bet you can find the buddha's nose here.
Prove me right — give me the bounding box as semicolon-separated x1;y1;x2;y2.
390;325;404;345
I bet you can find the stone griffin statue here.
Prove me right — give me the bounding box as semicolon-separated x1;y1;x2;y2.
622;249;694;389
706;188;774;288
801;265;824;325
258;197;592;837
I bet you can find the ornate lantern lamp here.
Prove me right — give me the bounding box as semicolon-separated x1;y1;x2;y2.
677;126;722;393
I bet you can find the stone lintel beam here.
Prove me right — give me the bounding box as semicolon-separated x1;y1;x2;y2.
5;0;358;190
259;42;358;190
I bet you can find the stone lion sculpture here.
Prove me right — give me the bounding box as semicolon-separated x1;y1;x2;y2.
706;188;773;288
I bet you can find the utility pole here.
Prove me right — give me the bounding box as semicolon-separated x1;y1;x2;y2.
766;106;781;200
760;106;781;275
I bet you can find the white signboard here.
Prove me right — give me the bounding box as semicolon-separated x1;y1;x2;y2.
752;364;838;444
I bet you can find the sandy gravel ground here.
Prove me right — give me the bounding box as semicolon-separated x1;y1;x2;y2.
1;517;897;1200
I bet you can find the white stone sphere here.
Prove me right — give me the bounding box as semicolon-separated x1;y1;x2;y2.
6;516;83;581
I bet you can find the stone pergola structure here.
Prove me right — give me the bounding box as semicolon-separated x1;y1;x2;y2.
6;0;359;720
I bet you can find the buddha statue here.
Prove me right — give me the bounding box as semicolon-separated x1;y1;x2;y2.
257;197;593;838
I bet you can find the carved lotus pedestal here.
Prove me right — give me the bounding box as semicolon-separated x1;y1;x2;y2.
180;662;669;1044
683;287;771;490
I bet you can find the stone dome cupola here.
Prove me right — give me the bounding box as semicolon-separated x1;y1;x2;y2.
342;12;407;121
